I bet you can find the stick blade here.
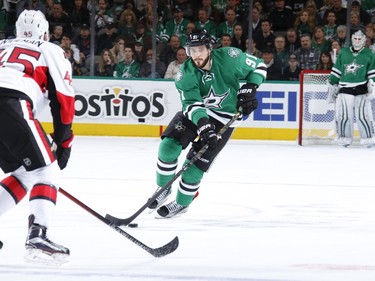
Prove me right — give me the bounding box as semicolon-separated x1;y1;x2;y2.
150;236;179;258
105;213;131;226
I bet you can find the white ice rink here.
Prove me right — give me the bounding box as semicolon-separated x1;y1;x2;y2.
1;136;375;281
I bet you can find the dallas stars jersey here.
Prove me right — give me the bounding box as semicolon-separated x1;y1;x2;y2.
0;38;75;124
329;47;375;95
175;47;267;126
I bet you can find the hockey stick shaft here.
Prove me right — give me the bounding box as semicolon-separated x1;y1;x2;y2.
105;112;242;226
58;187;179;257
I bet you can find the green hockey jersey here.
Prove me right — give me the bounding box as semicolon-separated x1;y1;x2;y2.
175;47;267;126
329;47;375;95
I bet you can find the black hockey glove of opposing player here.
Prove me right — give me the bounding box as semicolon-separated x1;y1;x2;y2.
237;83;258;118
197;118;218;150
52;132;74;170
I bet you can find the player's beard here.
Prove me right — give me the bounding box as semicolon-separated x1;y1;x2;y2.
193;54;210;69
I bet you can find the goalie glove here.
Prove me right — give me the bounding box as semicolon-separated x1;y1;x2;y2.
327;83;339;104
237;83;258;119
197;118;218;150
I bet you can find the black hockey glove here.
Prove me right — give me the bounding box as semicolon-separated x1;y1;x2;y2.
197;118;218;150
237;83;258;117
52;132;74;170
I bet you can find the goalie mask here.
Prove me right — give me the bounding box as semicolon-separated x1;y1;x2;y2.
351;30;366;51
16;10;49;41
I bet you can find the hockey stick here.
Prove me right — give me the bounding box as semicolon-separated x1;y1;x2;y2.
58;187;179;258
105;111;242;226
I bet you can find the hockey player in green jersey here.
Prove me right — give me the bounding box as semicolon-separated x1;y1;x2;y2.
328;29;375;147
149;29;267;218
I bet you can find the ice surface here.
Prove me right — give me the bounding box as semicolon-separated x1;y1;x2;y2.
1;136;375;281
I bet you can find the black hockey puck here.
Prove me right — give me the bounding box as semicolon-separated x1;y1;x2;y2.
128;223;138;228
0;240;3;249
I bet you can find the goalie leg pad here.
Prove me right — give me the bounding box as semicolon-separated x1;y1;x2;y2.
354;95;375;140
335;94;354;142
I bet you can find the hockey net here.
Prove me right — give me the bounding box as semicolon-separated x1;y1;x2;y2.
298;70;375;145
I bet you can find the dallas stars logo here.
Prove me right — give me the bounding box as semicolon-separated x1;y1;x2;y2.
344;60;363;75
203;86;229;109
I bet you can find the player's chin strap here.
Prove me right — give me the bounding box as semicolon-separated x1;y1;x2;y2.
105;111;243;227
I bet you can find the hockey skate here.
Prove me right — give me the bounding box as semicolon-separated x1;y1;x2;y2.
156;200;188;219
24;215;69;265
360;138;374;148
337;137;352;147
148;187;172;212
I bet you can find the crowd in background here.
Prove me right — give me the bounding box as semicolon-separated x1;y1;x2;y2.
0;0;375;81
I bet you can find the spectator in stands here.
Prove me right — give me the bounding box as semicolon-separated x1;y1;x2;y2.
71;0;91;38
180;22;196;47
315;51;333;70
49;24;64;45
197;0;222;25
133;41;147;64
164;46;188;79
322;11;338;40
365;23;375;46
113;44;141;78
117;8;138;39
285;28;301;54
139;48;166;78
131;22;152;51
159;35;181;67
218;33;232;47
282;53;302;81
94;0;115;36
254;19;275;53
248;6;262;38
294;9;314;37
330;39;341;63
304;0;321;28
323;0;347;26
349;11;366;36
231;23;246;51
253;0;268;20
95;48;116;77
60;33;81;74
269;0;295;34
96;22;118;55
274;35;289;72
295;33;321;70
216;8;237;43
312;26;331;53
141;11;165;44
16;0;46;17
246;39;263;58
172;0;195;21
223;0;246;23
195;7;217;41
164;5;190;40
45;0;54;17
62;46;82;76
332;24;349;48
47;2;72;36
73;24;95;75
110;36;127;64
262;47;282;80
350;0;372;26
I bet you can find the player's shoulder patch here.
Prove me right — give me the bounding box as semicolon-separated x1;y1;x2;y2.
227;47;241;58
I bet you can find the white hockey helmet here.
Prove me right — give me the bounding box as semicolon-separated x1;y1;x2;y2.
351;30;366;51
16;10;49;41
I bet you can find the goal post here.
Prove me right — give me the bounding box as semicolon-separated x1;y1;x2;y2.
298;70;333;145
298;70;375;146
